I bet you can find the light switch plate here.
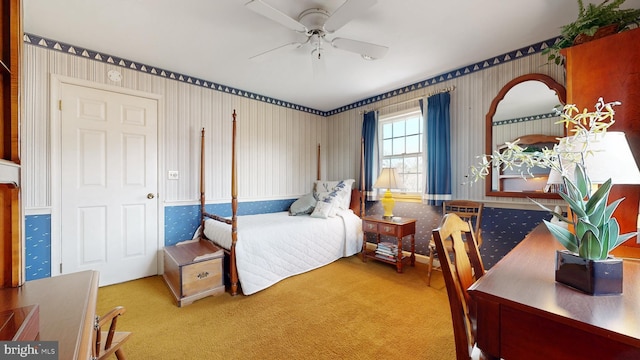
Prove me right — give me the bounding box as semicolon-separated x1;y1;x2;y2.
168;171;179;180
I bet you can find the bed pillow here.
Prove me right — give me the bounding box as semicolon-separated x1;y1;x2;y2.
289;193;317;216
313;179;354;210
310;197;336;219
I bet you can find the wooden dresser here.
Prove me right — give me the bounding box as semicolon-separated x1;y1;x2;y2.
1;0;23;288
563;27;640;254
0;271;99;359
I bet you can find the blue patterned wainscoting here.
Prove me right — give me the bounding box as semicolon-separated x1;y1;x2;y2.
23;199;297;280
480;207;551;268
364;201;552;269
24;199;548;280
25;214;51;281
164;205;204;246
164;198;296;246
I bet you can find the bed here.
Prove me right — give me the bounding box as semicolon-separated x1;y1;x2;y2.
198;110;366;295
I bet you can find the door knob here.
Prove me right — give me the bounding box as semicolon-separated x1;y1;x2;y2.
147;193;155;199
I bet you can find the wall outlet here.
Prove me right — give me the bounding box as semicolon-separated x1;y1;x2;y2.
168;170;179;180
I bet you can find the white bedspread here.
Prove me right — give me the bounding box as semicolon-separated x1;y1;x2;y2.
202;209;363;295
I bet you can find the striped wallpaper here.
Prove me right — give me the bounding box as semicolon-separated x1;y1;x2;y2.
22;44;326;209
22;36;566;211
21;34;566;279
326;54;566;205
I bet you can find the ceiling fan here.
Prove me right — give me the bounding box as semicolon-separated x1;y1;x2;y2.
245;0;389;61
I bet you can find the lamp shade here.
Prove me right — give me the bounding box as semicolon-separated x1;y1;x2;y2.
373;168;404;190
556;132;640;185
546;167;563;185
544;165;565;193
373;168;404;219
0;159;20;187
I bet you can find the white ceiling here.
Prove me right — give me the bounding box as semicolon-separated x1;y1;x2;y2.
22;0;640;112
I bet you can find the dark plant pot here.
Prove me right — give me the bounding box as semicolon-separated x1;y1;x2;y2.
573;24;619;45
555;250;623;295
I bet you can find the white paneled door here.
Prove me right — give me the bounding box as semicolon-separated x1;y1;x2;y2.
60;83;158;286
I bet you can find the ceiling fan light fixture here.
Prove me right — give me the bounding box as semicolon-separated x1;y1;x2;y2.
299;8;330;32
246;0;388;63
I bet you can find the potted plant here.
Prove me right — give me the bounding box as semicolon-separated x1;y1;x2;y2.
542;162;630;295
543;0;640;65
470;98;640;295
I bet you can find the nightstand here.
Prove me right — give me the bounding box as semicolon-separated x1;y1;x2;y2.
163;239;225;307
361;215;416;273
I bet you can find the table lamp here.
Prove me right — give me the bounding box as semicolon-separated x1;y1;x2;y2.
576;132;640;243
547;132;640;186
546;132;640;236
373;168;404;219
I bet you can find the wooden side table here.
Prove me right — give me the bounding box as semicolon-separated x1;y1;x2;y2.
163;239;225;307
361;215;416;273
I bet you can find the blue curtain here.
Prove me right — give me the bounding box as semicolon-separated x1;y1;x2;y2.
362;111;378;201
423;92;452;206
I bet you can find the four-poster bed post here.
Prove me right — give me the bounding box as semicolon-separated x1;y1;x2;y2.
199;110;240;295
317;144;321;181
230;110;238;295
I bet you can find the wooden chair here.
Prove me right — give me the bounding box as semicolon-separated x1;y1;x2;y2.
432;213;485;360
427;200;484;286
93;306;132;360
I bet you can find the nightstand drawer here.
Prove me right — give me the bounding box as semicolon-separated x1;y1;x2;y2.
363;221;379;232
378;223;398;236
181;258;223;297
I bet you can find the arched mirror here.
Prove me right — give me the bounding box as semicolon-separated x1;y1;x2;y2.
485;74;566;198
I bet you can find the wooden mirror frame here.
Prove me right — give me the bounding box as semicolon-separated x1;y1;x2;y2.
485;73;566;198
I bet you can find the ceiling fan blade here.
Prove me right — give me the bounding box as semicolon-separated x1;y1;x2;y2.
249;41;305;61
331;37;388;60
324;0;377;33
245;0;307;33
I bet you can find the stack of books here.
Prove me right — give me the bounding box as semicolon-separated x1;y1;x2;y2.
375;242;398;261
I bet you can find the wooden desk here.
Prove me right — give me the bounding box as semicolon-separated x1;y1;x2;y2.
468;224;640;360
0;271;99;360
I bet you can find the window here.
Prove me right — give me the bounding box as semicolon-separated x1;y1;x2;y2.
379;109;424;197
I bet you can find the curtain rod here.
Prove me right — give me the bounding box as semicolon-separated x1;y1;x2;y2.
360;85;456;114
